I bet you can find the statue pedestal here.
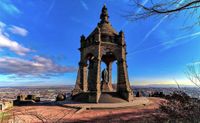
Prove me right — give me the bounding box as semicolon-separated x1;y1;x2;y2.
101;81;113;92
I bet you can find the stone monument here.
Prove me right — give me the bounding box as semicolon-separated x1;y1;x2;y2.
71;5;133;103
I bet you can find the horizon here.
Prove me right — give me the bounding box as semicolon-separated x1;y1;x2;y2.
0;0;200;86
0;81;196;88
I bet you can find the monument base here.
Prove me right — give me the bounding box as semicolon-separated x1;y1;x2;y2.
71;92;132;103
101;81;113;92
63;97;151;109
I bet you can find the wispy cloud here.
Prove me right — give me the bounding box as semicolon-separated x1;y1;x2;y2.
129;31;200;55
134;0;186;50
0;21;6;28
129;43;161;55
46;0;56;16
80;0;89;10
0;20;76;78
135;0;149;14
131;15;169;51
135;15;168;49
0;56;77;77
161;31;200;51
187;61;200;66
8;25;28;37
0;0;21;15
121;0;149;29
0;22;31;56
0;34;31;56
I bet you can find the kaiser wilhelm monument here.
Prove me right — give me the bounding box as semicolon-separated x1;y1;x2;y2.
71;5;134;103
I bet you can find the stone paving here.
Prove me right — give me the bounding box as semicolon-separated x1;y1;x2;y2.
63;97;150;109
6;97;164;123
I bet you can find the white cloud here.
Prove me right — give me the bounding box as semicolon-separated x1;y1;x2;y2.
0;21;31;56
8;25;28;37
129;31;200;55
161;31;200;50
0;21;76;78
0;34;31;56
0;0;21;15
0;56;77;77
0;21;6;28
0;21;6;35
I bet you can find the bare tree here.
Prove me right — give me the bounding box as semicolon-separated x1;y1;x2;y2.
186;62;200;89
129;0;200;25
153;64;200;122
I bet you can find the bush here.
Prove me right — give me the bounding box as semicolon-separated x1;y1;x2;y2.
159;91;200;122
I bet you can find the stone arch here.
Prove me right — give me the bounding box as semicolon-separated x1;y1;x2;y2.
100;52;116;92
100;46;121;62
100;47;125;92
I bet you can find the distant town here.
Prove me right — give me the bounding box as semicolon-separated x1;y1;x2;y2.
0;86;73;102
0;85;199;101
1;85;200;122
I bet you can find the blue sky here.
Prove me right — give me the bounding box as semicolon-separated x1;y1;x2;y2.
0;0;200;86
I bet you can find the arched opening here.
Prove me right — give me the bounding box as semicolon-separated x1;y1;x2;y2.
101;51;117;92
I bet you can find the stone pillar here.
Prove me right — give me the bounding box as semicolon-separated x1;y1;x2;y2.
107;62;112;84
107;62;113;91
78;62;88;92
88;58;101;103
71;68;81;96
117;58;133;102
82;63;88;92
116;30;133;102
72;61;88;96
88;60;94;91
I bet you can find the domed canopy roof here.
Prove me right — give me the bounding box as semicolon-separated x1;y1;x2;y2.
87;5;118;38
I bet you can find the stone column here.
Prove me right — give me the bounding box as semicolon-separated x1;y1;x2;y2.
107;62;112;84
82;63;88;92
117;58;133;102
88;60;94;91
71;68;81;96
107;62;113;91
88;58;101;103
72;61;88;96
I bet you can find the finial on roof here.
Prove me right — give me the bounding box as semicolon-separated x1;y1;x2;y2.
100;4;109;24
80;35;85;41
